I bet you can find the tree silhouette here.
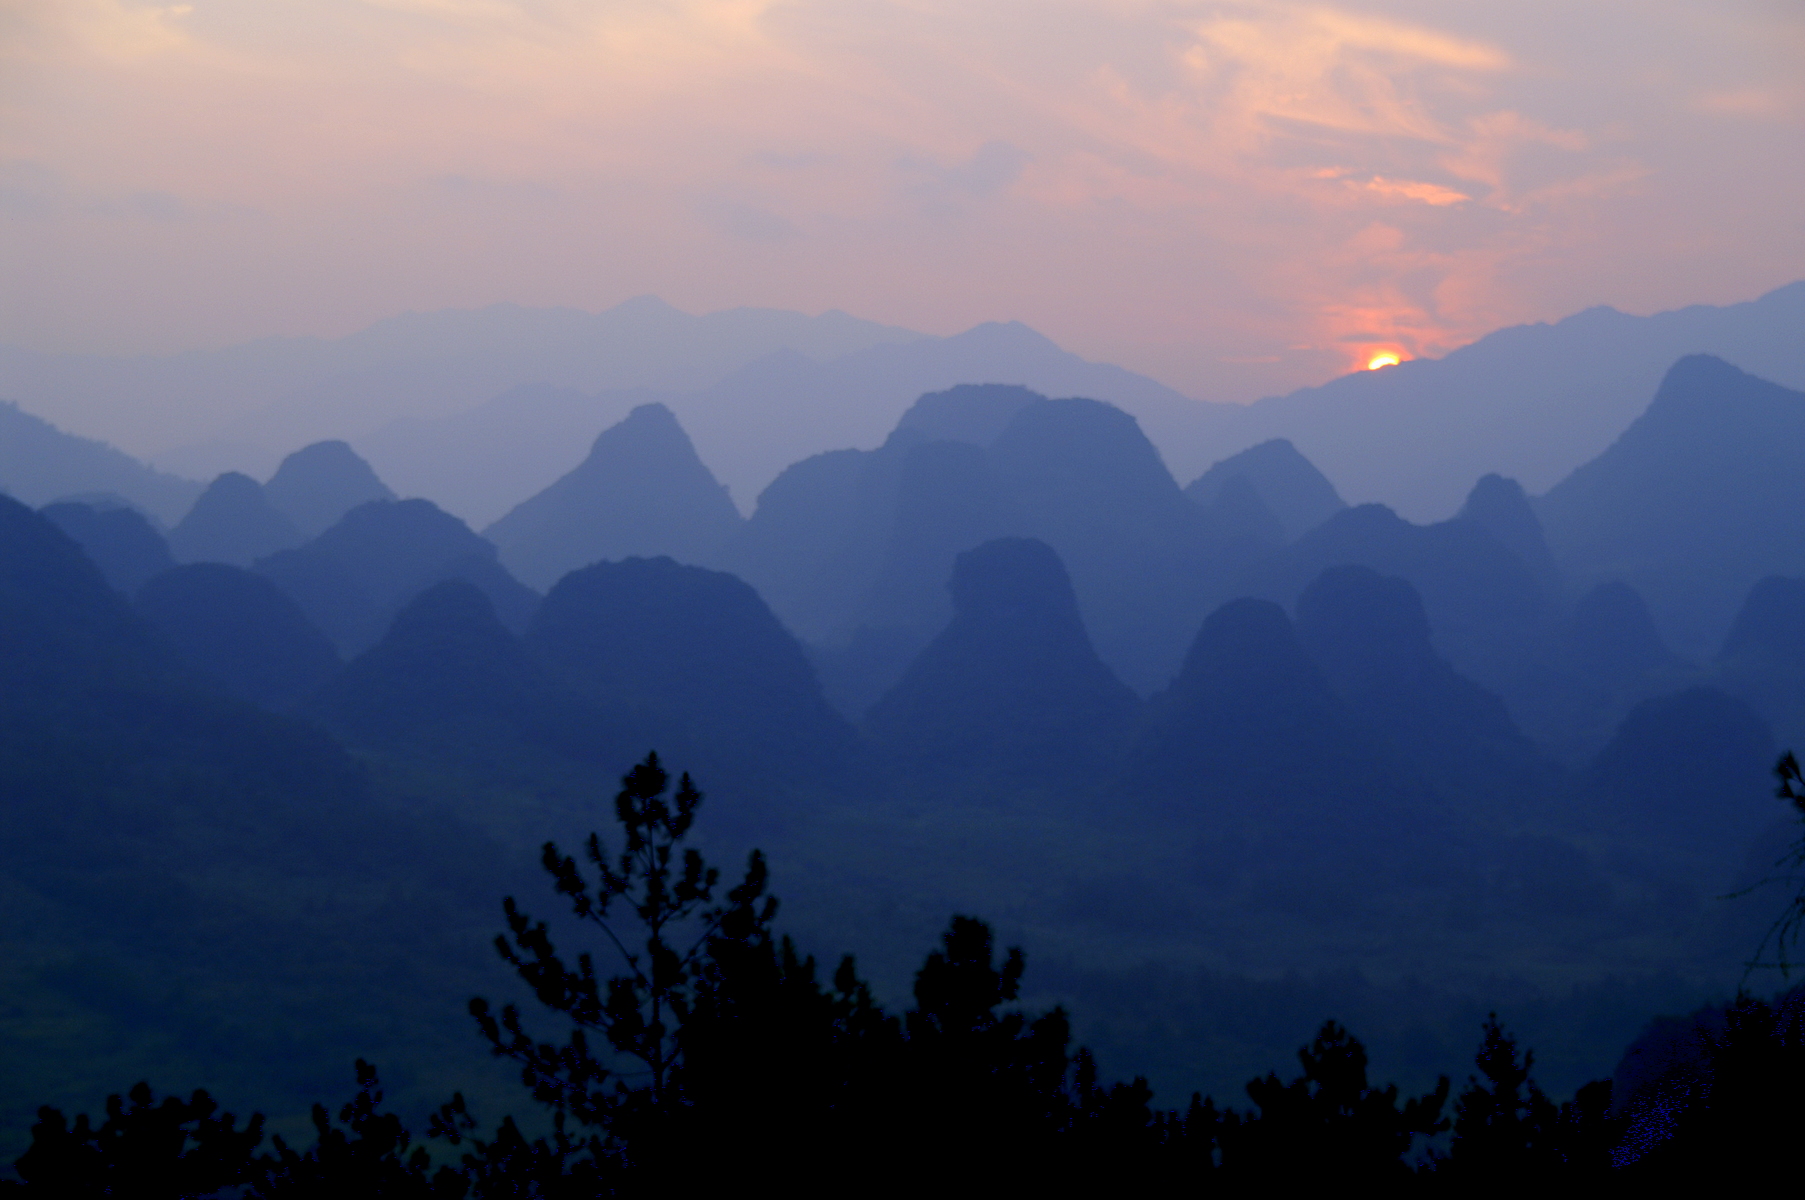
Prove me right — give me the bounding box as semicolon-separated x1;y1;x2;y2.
256;1060;468;1197
10;749;1652;1189
1220;1020;1448;1181
1431;1015;1621;1179
1443;1014;1559;1177
8;1083;262;1199
1745;750;1805;975
469;753;777;1158
464;752;1167;1189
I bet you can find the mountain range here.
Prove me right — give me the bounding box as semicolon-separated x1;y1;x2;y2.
9;341;1805;1157
5;282;1802;527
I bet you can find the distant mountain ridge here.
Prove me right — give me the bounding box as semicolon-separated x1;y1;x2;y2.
485;403;743;589
0;400;201;523
358;319;1227;524
1211;281;1805;521
0;298;928;476
1537;354;1805;656
3;281;1801;531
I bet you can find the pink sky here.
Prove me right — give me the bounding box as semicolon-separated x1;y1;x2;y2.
3;0;1802;401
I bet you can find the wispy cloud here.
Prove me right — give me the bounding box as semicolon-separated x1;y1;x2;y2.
2;0;1800;394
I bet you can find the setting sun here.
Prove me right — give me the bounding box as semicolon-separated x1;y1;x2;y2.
1367;352;1402;370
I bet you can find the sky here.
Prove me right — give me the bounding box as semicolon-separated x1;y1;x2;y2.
2;0;1802;402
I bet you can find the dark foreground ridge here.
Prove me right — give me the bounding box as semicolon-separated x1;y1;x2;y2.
9;753;1803;1194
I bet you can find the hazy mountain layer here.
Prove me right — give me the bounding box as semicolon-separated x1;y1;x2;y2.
167;472;303;567
0;401;200;524
485;403;743;590
727;387;1232;695
39;500;174;596
136;563;343;712
1207;281;1805;521
1184;438;1345;542
361;322;1226;524
254;498;538;655
1239;501;1552;693
262;440;397;539
0;495;516;1152
1538;355;1805;657
864;537;1140;786
0;299;926;474
6;284;1802;535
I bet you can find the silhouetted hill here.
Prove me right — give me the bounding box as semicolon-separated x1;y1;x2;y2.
306;579;627;767
1185;439;1344;542
1132;597;1445;908
1;299;924;487
723;446;877;642
1584;686;1778;876
0;495;175;697
0;493;510;1147
1293;565;1545;823
0;400;201;524
354;322;1226;523
168;472;303;566
987;397;1220;692
1457;474;1563;599
255;499;538;654
1714;575;1805;746
1194;475;1287;548
39;499;175;595
525;557;856;795
1504;581;1693;761
728;389;1224;695
262;440;396;538
135;563;341;712
485;403;743;590
1243;503;1551;692
889;383;1044;446
1539;355;1805;657
858;438;1019;642
864;538;1140;787
723;386;1037;648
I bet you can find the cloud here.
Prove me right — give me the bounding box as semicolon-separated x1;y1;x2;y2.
1695;85;1804;121
699;197;800;243
1;0;1800;399
1183;4;1509;146
901;140;1031;200
1360;177;1469;207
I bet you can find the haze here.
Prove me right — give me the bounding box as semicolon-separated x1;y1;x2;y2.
4;0;1802;401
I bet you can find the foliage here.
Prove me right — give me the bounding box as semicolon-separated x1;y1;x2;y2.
257;1060;466;1198
1617;989;1805;1180
6;752;1740;1191
469;753;777;1137
1439;1014;1618;1179
1744;750;1805;975
1218;1020;1449;1179
7;1083;262;1199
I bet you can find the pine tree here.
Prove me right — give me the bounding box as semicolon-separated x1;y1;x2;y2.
1222;1020;1449;1181
1444;1014;1559;1177
469;752;778;1170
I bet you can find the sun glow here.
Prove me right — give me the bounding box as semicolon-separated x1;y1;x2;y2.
1366;352;1402;370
